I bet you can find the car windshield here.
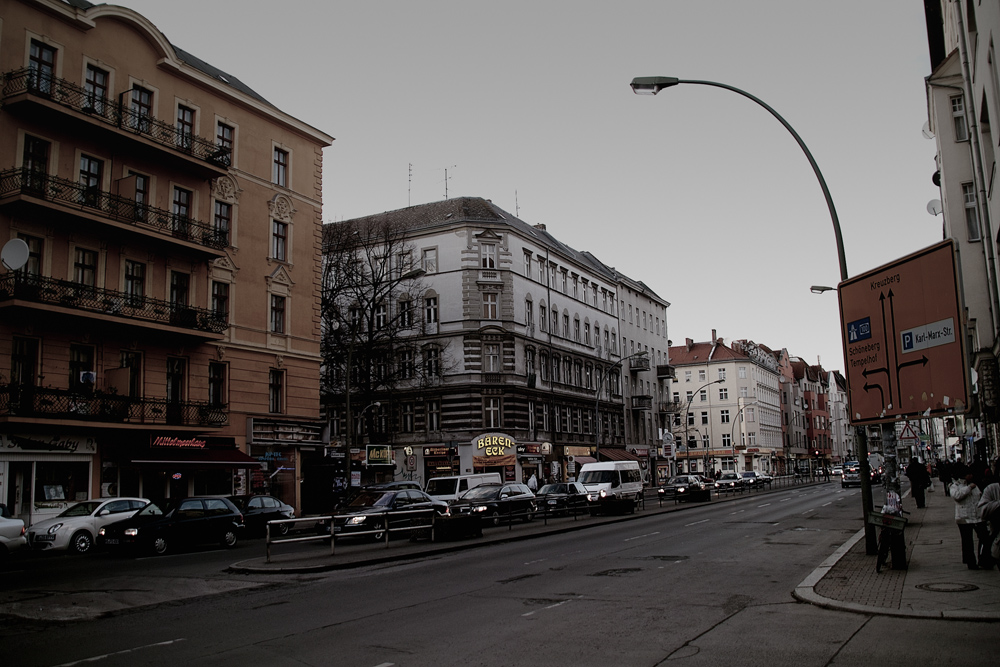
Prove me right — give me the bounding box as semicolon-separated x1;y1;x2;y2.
460;485;501;500
721;473;739;480
667;477;689;485
741;472;756;477
346;492;393;508
425;479;457;495
59;501;102;517
136;502;165;517
538;484;564;494
579;470;614;484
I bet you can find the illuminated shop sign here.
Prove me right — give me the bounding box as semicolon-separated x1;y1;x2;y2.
473;433;515;456
366;444;393;465
152;436;207;448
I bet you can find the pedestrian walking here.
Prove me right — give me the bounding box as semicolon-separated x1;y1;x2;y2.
906;457;930;508
527;472;538;492
978;479;1000;569
939;459;952;497
950;464;991;570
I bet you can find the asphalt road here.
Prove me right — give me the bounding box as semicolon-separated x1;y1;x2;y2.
3;483;999;666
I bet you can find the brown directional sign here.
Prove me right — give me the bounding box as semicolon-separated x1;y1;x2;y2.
838;240;969;425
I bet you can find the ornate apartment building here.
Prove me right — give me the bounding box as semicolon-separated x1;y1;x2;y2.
0;0;332;524
322;197;672;490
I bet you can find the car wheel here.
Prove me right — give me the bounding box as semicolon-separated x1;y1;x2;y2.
371;529;386;542
70;530;93;554
277;522;290;536
152;536;168;556
221;529;238;548
491;511;502;527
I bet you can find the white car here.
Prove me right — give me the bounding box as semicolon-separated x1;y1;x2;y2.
1;514;28;560
28;497;149;554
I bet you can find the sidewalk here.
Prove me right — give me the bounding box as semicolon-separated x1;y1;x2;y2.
232;480;1000;621
793;479;1000;620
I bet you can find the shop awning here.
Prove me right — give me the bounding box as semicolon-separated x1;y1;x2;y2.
572;456;597;466
130;447;260;468
598;448;640;462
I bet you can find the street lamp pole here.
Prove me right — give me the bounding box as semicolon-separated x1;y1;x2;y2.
730;398;758;474
680;379;723;474
595;350;648;462
631;75;877;554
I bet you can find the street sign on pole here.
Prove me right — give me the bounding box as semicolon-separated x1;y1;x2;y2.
838;240;969;425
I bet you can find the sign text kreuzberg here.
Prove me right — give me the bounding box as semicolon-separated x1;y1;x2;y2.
838;240;969;425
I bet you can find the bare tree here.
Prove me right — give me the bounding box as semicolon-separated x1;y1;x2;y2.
321;216;429;444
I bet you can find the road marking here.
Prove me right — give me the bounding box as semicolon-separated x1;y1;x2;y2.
822;502;832;507
729;509;745;515
758;503;771;508
524;558;547;565
54;639;187;666
802;509;814;514
624;531;660;541
780;498;791;502
685;519;710;527
522;599;572;617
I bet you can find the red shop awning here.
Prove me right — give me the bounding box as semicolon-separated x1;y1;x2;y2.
598;448;640;462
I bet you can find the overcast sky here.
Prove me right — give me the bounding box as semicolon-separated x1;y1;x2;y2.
115;0;941;374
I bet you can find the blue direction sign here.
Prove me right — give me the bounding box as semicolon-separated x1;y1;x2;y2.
837;240;969;425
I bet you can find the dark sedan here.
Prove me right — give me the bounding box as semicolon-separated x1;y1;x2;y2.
534;482;590;516
97;497;245;556
332;489;452;541
227;495;294;537
658;475;711;502
449;483;536;528
714;472;745;491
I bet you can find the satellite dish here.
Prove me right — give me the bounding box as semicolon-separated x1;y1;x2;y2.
922;121;935;140
926;199;943;216
1;238;29;271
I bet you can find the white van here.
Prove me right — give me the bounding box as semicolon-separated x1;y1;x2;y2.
578;461;644;514
425;473;502;502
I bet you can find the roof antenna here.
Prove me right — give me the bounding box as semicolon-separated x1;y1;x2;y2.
515;190;520;217
443;165;456;200
408;163;412;206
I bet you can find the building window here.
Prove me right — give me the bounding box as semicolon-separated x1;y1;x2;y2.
424;347;440;376
539;304;546;332
272;220;288;261
584;323;591;345
572;276;579;299
399;299;413;327
525;300;534;332
84;65;108;114
526;348;535;376
701;411;709;425
11;337;39;386
22;135;50;195
718;368;726;381
483;292;498;319
79;155;103;207
28;39;56;94
698;370;707;382
270;295;286;334
132;172;149;222
130;85;153;133
208;362;227;407
425;297;438;324
484;344;500;373
170;271;189;307
172;187;192;237
273;148;288;186
574;318;580;341
74;248;97;288
481;243;496;268
422;248;438;273
374;303;387;329
524;252;532;277
561;271;568;294
399;350;415;379
401;403;414;432
216;122;234;165
166;357;186;408
699;389;708;402
952;95;969;141
720;409;730;424
540;352;548;381
738;366;747;379
124;260;145;304
719;387;728;400
427;400;440;431
484;397;501;429
68;344;95;394
269;369;284;413
176;105;194;150
212;281;229;320
963;182;981;241
214;201;232;245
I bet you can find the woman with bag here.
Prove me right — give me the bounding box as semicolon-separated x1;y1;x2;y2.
950;464;991;569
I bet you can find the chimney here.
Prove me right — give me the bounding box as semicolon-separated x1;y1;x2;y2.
686;338;694;349
711;329;717;342
534;223;547;231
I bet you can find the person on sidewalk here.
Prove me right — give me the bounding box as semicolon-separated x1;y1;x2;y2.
906;457;930;508
978;479;1000;570
938;459;953;497
950;464;991;570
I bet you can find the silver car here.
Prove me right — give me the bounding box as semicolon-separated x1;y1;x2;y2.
0;513;28;560
28;497;149;554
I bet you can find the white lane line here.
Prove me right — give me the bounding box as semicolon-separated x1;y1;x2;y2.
373;663;396;667
758;503;771;508
780;498;791;502
524;558;547;565
802;509;815;514
729;509;745;515
685;519;710;527
822;502;832;507
54;639;187;666
624;531;660;542
523;599;573;617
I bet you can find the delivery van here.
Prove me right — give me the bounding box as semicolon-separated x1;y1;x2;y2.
578;461;644;514
425;473;502;502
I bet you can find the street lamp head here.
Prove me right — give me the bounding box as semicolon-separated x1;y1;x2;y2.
630;76;680;95
810;285;835;295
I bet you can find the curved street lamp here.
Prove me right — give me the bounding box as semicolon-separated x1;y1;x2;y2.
631;75;877;553
679;379;724;474
730;398;759;475
594;350;648;461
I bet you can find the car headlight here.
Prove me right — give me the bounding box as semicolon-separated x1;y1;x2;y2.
471;505;487;513
599;489;607;499
124;528;138;536
98;527;107;536
658;488;665;495
677;487;686;493
547;499;558;505
347;516;367;525
47;523;63;534
586;493;593;502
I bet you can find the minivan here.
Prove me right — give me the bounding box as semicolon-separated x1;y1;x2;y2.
425;473;502;502
578;461;644;514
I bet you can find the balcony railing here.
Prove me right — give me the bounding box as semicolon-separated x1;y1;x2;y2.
0;384;227;426
656;364;676;379
0;272;228;334
629;356;651;372
2;69;231;168
0;168;228;250
659;399;684;413
631;395;653;410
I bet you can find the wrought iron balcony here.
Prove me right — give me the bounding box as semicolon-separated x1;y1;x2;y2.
659;399;684;413
629;356;651;372
631;395;653;410
0;384;227;427
656;364;676;379
2;69;231;169
0;273;228;335
0;168;227;251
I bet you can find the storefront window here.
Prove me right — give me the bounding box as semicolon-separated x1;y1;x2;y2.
34;461;90;505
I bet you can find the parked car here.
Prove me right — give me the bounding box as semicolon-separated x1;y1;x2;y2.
332;489;452;541
534;482;590;516
450;483;536;527
0;514;28;561
659;475;712;502
714;472;744;491
740;471;771;487
842;464;861;488
27;497;149;554
832;466;844;477
227;495;294;537
97;497;245;556
578;461;644;515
